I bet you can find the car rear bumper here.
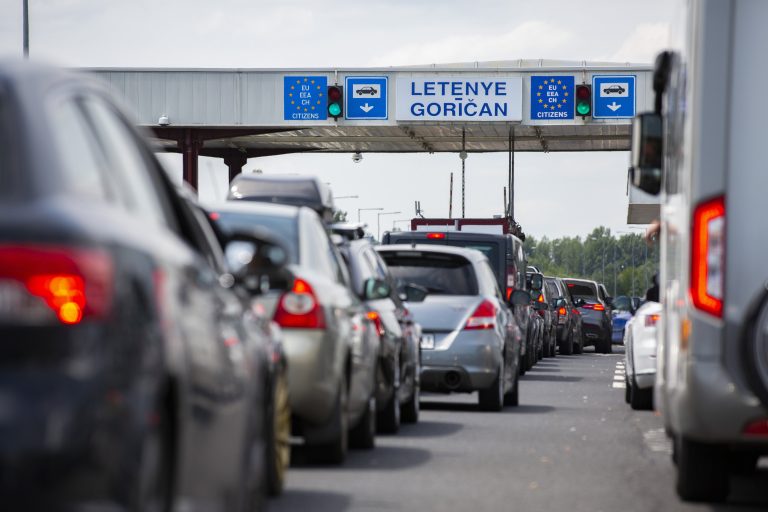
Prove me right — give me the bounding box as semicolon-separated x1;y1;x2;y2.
420;329;501;392
281;328;342;426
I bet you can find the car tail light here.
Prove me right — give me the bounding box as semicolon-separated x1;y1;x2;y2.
366;310;385;337
558;307;567;316
581;303;605;312
208;212;220;221
743;419;768;437
537;293;544;303
690;196;725;318
0;245;113;325
426;233;446;240
273;278;326;329
645;314;661;327
465;299;496;330
572;309;580;316
506;267;515;300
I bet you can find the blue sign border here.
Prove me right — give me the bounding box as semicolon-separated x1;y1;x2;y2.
592;75;636;119
344;76;388;120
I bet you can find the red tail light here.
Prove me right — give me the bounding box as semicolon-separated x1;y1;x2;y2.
273;278;326;329
743;419;768;437
558;307;567;316
645;314;661;327
208;212;220;221
366;310;385;337
581;303;605;311
690;196;725;318
572;309;580;315
426;232;446;240
465;299;496;330
537;293;544;303
0;245;113;325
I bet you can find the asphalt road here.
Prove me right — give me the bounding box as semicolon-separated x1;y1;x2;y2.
268;347;768;512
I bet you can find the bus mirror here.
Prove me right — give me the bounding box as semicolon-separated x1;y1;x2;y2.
629;112;663;195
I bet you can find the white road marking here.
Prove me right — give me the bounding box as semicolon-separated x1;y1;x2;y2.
643;428;672;454
612;382;626;389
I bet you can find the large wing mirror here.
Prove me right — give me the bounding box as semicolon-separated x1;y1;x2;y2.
533;301;549;311
362;278;392;301
529;273;544;291
509;289;531;306
224;232;292;294
629;112;663;195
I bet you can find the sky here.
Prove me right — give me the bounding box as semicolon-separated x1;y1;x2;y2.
0;0;684;239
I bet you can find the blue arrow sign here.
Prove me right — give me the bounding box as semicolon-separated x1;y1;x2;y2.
592;75;636;119
345;76;388;120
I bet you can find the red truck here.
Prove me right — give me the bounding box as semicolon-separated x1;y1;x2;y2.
409;217;524;239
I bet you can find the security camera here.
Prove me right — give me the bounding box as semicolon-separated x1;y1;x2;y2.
158;114;170;126
352;152;363;163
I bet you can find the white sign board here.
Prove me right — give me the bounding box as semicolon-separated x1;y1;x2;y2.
396;77;523;121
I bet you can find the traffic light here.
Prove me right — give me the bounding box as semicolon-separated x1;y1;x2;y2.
327;85;343;119
575;84;591;117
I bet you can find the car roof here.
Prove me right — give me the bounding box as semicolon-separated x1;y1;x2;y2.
563;278;598;286
387;230;508;242
377;243;489;262
207;200;303;219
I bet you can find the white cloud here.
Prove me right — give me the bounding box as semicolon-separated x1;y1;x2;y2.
608;22;671;63
370;21;575;66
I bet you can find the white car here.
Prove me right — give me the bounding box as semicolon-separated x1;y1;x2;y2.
624;301;661;410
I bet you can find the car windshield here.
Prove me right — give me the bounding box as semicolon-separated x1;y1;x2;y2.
212;210;300;264
231;179;319;202
566;282;598;301
613;295;633;311
381;252;478;296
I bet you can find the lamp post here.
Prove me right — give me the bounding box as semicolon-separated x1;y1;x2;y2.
358;207;383;223
377;211;401;241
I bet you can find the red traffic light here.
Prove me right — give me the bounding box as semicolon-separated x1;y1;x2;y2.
328;86;342;101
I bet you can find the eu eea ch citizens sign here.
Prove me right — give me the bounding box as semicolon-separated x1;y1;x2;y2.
530;76;575;120
284;76;328;121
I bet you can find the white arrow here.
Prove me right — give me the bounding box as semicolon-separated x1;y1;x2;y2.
359;103;374;113
607;102;622;112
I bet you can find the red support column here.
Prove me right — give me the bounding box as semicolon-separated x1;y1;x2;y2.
223;153;248;184
181;129;200;191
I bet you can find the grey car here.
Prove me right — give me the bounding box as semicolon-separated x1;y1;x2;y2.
211;201;379;463
377;245;524;411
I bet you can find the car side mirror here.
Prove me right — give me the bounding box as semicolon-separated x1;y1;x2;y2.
629;112;663;195
362;277;391;301
533;301;548;311
529;273;543;291
509;289;531;306
224;232;291;294
400;283;428;303
605;296;614;307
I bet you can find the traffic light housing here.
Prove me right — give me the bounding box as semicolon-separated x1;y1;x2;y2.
327;85;343;119
575;84;591;117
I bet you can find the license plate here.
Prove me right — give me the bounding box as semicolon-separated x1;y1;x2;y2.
420;334;435;350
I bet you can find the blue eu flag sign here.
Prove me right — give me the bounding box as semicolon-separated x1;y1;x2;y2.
284;76;328;121
531;76;574;120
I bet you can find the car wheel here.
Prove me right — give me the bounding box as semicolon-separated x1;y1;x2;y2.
561;332;574;355
377;352;401;433
624;375;631;404
401;365;420;424
504;371;519;407
266;370;291;496
309;382;348;465
573;335;583;354
478;360;504;411
630;378;653;410
676;436;729;502
130;407;171;512
349;395;376;450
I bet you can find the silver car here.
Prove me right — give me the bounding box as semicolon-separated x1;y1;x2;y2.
623;301;661;410
211;202;379;463
377;245;524;411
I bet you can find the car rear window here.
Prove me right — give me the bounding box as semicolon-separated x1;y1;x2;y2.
387;236;501;273
212;210;300;264
380;251;478;296
566;282;597;300
230;178;319;204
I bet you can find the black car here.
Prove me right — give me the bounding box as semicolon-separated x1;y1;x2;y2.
603;84;626;94
0;61;273;510
545;276;583;355
337;238;421;432
228;174;335;224
356;86;378;95
382;230;535;374
564;278;614;353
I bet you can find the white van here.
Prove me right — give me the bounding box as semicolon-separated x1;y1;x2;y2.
630;0;768;503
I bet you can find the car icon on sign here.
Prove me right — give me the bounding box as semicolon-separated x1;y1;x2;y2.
603;85;626;94
356;86;378;95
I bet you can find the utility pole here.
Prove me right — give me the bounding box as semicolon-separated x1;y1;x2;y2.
23;0;29;58
460;128;466;218
613;243;618;297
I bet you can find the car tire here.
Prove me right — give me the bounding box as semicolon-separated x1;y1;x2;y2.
504;372;519;407
561;332;574;355
624;376;631;404
478;361;504;412
401;371;420;424
676;436;729;502
377;389;401;434
309;382;348;465
629;379;653;410
349;395;376;450
573;335;583;354
266;370;291;496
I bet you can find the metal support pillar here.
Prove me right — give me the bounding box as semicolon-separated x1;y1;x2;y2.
508;126;515;219
23;0;29;58
460;128;466;219
224;153;248;183
181;129;200;191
